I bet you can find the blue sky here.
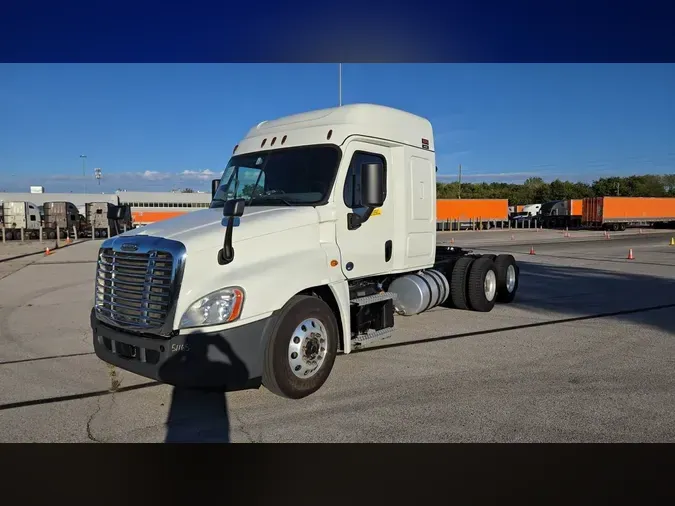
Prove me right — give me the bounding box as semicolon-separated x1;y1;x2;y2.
1;63;673;193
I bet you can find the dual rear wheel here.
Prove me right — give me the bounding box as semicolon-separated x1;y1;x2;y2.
449;254;518;312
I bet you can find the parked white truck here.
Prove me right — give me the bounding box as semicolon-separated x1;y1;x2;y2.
91;104;520;399
1;201;41;240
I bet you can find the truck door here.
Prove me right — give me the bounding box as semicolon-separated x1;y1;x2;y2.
335;141;395;279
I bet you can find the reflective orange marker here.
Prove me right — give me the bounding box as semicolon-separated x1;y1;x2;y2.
330;260;338;267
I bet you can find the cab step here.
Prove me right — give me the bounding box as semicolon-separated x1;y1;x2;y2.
350;292;396;307
352;327;395;346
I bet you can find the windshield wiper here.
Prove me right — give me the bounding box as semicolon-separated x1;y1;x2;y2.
248;196;292;207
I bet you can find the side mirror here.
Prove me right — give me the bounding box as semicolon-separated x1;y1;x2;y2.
223;198;246;218
360;162;385;208
218;198;245;266
211;179;220;199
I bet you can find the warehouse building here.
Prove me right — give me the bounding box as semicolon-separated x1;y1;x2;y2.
0;190;212;226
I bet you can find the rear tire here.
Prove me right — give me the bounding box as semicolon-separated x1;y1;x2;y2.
450;257;474;310
262;295;338;400
494;254;519;303
467;256;497;312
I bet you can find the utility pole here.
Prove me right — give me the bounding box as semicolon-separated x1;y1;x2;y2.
80;154;87;193
338;63;342;107
616;182;620;196
458;164;462;199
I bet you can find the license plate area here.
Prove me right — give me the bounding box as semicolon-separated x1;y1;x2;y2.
117;342;137;359
98;334;160;364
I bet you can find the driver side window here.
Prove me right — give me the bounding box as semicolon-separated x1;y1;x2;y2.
343;151;387;217
236;169;265;199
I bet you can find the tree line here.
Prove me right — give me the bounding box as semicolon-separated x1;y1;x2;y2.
437;174;675;205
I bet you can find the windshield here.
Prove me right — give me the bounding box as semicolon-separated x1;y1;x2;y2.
210;145;341;208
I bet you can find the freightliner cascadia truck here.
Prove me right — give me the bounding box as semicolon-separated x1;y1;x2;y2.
91;104;521;400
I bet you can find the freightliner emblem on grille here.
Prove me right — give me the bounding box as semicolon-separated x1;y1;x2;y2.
120;243;139;252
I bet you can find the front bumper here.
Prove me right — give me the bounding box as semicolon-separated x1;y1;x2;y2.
91;309;278;391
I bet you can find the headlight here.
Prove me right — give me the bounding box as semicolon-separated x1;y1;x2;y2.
179;287;245;328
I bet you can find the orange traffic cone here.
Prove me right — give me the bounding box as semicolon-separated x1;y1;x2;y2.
44;247;51;256
529;246;536;255
627;248;634;260
450;237;455;245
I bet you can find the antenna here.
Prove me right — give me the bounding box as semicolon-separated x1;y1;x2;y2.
339;63;342;107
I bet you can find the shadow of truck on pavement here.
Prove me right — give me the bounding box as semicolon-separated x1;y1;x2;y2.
162;259;675;441
161;336;250;443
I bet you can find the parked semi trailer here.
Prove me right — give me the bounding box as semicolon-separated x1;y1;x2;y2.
437;199;509;222
91;104;522;400
538;199;583;228
1;201;41;240
582;197;675;231
437;199;509;229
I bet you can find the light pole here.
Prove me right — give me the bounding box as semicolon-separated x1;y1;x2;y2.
458;164;462;199
80;154;87;193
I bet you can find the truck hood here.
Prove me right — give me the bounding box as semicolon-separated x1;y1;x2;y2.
121;206;320;253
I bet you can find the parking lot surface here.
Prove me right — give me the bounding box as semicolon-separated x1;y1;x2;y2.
1;229;674;442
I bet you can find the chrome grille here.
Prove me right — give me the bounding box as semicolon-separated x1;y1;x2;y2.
95;248;175;330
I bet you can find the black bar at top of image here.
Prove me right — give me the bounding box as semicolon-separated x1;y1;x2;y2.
0;0;674;62
2;444;674;502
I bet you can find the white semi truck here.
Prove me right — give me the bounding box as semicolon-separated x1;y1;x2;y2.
91;104;521;399
1;201;41;240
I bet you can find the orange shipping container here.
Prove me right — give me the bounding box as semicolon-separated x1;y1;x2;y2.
569;199;583;217
131;210;189;225
436;199;509;221
583;197;675;224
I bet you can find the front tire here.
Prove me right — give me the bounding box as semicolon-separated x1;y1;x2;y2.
262;295;338;400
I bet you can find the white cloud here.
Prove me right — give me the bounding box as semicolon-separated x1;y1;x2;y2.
45;174;88;181
437;171;542;182
179;169;217;181
44;169;213;183
138;170;171;181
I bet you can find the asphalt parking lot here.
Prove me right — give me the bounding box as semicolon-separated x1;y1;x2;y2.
1;229;674;442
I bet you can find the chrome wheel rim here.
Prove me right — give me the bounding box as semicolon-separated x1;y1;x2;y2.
288;318;328;379
506;265;516;292
484;270;497;301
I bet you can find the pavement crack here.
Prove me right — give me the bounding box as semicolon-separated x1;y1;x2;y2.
86;398;104;443
231;411;259;443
